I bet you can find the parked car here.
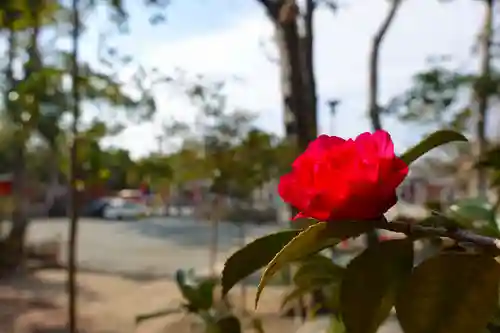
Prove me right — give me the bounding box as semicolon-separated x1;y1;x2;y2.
83;197;112;218
103;198;150;220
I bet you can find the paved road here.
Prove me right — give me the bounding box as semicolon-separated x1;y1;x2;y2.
28;217;282;279
28;217;403;333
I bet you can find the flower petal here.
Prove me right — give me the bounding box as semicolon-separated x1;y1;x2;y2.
293;135;345;169
371;130;395;159
278;172;309;212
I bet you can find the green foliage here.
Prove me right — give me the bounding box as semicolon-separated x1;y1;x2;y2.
447;198;500;237
293;254;344;290
254;220;376;307
281;254;344;310
222;221;368;307
136;269;243;333
400;129;468;165
392;67;473;128
175;269;217;312
222;128;500;333
340;239;413;333
221;229;300;296
396;254;500;333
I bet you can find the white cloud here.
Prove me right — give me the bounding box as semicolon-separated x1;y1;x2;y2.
104;0;482;158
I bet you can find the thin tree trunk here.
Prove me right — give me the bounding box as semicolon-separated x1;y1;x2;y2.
368;0;402;131
302;0;318;138
68;0;81;331
257;0;318;321
3;11;29;270
366;0;403;248
259;0;316;152
475;0;494;199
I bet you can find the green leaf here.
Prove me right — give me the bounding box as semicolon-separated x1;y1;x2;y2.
195;277;218;310
175;270;200;306
281;276;344;312
400;130;467;165
328;315;347;333
446;198;500;238
294;217;319;229
281;285;317;310
282;277;343;312
175;270;215;311
447;198;499;237
340;239;414;333
255;220;376;307
281;255;345;310
293;254;345;288
396;253;500;333
324;281;343;312
221;229;300;296
449;198;495;222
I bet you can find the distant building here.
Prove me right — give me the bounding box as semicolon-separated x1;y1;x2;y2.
398;175;458;207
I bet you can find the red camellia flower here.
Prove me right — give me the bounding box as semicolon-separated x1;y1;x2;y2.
278;130;408;221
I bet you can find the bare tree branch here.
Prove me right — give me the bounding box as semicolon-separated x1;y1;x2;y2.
255;0;280;19
375;218;500;256
368;0;403;131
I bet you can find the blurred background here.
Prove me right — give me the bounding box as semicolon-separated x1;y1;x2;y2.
0;0;499;332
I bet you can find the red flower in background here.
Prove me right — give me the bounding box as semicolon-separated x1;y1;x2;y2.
278;130;408;222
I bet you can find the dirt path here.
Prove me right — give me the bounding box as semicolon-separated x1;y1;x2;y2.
0;269;298;333
1;269;401;333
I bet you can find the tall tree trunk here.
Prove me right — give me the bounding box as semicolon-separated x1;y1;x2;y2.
257;0;318;321
302;0;318;138
276;9;311;152
366;0;403;247
68;0;81;331
259;0;317;152
475;0;494;199
3;11;29;270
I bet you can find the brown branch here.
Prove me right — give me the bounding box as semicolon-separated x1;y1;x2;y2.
374;219;500;255
255;0;280;19
475;0;494;197
256;0;273;6
368;0;403;131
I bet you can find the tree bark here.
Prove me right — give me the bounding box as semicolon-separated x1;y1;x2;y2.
302;0;318;139
68;0;81;331
368;0;402;132
257;0;318;321
2;11;29;271
475;0;494;199
259;0;317;152
366;0;403;247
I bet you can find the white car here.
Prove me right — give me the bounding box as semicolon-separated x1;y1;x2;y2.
103;198;150;220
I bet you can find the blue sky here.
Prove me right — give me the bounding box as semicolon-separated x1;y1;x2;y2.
82;0;483;158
